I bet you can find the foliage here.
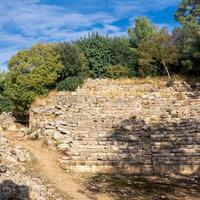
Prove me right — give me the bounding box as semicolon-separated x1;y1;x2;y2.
128;17;157;47
57;76;84;91
110;37;137;76
76;32;113;78
173;25;200;75
5;44;63;118
103;65;130;79
0;72;12;113
56;43;88;91
137;28;178;78
174;0;200;75
56;42;88;79
175;0;200;26
0;72;5;94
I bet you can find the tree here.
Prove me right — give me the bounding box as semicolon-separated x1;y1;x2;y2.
110;37;137;76
56;43;87;78
174;0;200;75
76;32;113;78
128;17;157;47
175;0;200;26
173;25;200;74
0;72;12;113
137;29;178;79
56;43;88;91
5;44;63;118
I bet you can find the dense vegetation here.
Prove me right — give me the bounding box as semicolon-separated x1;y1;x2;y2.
0;0;199;118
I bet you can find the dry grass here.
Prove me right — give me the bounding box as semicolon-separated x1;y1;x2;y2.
106;88;150;97
31;76;186;106
159;90;172;98
32;90;57;107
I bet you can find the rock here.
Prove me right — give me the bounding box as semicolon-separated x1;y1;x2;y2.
129;135;139;142
29;130;40;140
0;113;16;131
57;126;69;134
53;131;65;141
57;143;70;151
0;165;7;173
44;124;55;129
15;146;29;162
17;153;27;162
43;129;55;137
55;120;67;126
7;124;17;131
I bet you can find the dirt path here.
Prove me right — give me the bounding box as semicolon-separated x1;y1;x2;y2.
3;131;113;200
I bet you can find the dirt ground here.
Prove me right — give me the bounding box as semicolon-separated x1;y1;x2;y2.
3;131;200;200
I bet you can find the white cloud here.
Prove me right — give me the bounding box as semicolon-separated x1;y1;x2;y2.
0;0;181;70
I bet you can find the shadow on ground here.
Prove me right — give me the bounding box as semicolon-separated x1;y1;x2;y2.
85;116;200;199
86;174;200;200
0;180;30;200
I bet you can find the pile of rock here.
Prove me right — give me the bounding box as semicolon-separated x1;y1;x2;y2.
0;112;25;131
0;134;63;200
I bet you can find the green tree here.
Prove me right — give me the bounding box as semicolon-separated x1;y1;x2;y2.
175;0;200;26
137;29;178;78
110;37;137;76
128;17;157;47
173;25;200;74
174;0;200;75
76;32;113;78
0;72;12;113
56;43;88;90
5;44;63;118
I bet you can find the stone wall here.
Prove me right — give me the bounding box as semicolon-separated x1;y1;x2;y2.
29;79;200;175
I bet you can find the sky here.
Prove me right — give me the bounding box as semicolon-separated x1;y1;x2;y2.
0;0;181;70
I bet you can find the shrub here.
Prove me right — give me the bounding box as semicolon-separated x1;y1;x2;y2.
0;72;12;113
56;42;87;92
57;76;84;91
110;37;137;76
56;43;88;79
103;65;130;79
5;43;63;118
0;95;13;113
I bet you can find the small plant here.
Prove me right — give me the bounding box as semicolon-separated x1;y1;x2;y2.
57;76;84;91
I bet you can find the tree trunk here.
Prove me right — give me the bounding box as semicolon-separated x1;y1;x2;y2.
162;61;171;79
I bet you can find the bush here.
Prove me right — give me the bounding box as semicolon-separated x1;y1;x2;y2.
137;64;160;77
0;72;12;113
110;37;137;76
57;76;84;91
5;43;63;118
56;43;87;92
103;65;130;79
56;43;88;78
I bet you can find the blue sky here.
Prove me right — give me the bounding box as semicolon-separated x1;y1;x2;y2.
0;0;181;70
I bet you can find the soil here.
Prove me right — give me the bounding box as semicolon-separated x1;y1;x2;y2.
2;131;200;200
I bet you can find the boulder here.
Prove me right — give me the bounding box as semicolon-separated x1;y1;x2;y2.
57;126;69;134
53;131;65;141
29;129;40;140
